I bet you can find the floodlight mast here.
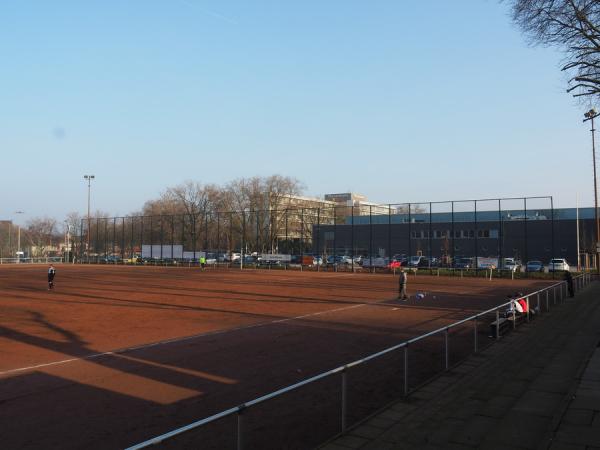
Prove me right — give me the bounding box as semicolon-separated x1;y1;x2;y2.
84;175;95;262
583;109;600;273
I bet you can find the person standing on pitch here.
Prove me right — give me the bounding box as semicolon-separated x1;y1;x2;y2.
199;255;206;271
47;264;56;290
398;268;408;300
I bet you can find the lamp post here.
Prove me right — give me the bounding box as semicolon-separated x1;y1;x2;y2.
64;220;70;263
15;210;24;261
583;109;600;273
84;175;95;261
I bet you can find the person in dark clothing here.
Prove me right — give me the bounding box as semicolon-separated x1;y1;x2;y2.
48;265;56;290
564;270;574;297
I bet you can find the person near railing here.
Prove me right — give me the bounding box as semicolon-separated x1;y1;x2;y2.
564;271;574;297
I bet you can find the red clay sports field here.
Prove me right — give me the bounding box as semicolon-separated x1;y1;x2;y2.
0;265;553;449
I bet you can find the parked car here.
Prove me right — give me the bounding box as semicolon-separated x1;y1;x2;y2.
503;260;520;272
405;255;433;268
392;254;408;264
124;256;142;264
454;257;473;269
525;260;544;272
388;260;402;269
242;255;257;264
222;252;241;262
548;258;570;272
257;257;281;267
102;255;122;264
326;255;353;265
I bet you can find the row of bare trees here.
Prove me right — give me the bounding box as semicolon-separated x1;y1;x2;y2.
0;217;63;258
0;175;318;259
139;176;304;217
78;175;319;257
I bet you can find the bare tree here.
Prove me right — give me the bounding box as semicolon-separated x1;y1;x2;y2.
25;217;57;256
224;175;304;252
64;211;82;236
507;0;600;98
0;221;14;259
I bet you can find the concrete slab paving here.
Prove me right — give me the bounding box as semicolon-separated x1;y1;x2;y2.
318;279;600;450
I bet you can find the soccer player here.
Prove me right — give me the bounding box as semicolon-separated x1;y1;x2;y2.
48;264;56;290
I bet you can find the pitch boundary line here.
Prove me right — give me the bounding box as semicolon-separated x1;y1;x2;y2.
0;302;367;377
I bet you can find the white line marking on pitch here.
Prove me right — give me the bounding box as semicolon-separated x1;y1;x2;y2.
0;303;365;376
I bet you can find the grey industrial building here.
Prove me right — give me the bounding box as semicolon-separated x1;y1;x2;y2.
312;207;597;268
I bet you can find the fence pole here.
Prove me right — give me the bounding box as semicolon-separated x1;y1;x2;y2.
341;370;347;432
444;328;449;370
553;287;556;305
473;316;478;353
537;293;540;316
403;345;409;396
316;208;320;272
526;297;530;323
546;290;550;312
237;406;245;450
496;310;500;340
512;305;516;329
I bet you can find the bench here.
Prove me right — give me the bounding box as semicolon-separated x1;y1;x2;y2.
490;312;527;338
490;317;509;338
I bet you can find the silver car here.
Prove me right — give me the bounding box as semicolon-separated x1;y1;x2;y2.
548;258;570;272
525;260;544;272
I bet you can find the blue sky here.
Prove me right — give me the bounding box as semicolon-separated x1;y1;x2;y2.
0;0;594;224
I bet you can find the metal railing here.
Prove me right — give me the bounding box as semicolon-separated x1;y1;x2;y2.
0;256;65;265
125;273;591;450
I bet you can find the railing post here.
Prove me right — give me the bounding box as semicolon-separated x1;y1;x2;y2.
444;328;449;370
403;345;409;396
546;290;550;312
237;405;245;450
512;305;516;329
496;310;500;340
526;297;530;323
341;370;347;432
553;287;556;305
537;293;541;316
473;316;478;353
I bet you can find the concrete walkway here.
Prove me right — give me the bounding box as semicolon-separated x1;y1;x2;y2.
321;281;600;450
